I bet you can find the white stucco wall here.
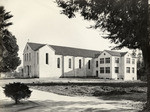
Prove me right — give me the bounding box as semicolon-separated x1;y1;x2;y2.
63;56;74;77
123;53;137;80
93;58;98;77
85;58;93;77
54;55;63;77
23;44;37;77
97;51;113;79
111;56;122;80
23;43;137;80
38;45;56;78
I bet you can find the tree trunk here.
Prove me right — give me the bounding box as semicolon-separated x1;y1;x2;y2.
15;98;18;104
142;45;150;109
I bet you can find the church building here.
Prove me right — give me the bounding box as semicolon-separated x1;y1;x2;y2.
23;42;137;80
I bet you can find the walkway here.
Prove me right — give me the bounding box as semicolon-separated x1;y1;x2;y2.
0;87;143;112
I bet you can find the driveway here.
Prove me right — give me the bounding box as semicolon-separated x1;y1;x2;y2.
0;87;143;112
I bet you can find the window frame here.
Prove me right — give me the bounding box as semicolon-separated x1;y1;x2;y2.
96;61;98;67
100;67;104;73
105;67;110;73
57;58;60;68
132;67;135;73
88;60;91;69
69;58;71;68
27;53;28;61
100;58;104;64
132;59;135;64
126;58;130;64
115;57;119;63
126;67;130;73
25;54;26;61
46;53;49;64
105;58;110;63
79;59;82;69
115;67;119;73
29;53;31;61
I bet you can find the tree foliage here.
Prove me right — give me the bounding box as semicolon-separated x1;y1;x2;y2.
56;0;148;49
3;82;32;104
56;0;150;109
0;6;21;72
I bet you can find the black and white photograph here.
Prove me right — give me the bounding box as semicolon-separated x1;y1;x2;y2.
0;0;149;111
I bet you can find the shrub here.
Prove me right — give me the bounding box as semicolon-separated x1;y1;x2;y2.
3;82;32;104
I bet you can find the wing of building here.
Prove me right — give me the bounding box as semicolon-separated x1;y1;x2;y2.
23;42;137;80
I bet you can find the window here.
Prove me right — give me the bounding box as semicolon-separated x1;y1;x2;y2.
27;53;28;61
132;67;135;73
29;53;31;61
100;58;104;64
57;58;60;68
105;58;110;63
106;67;110;73
25;54;26;61
30;65;31;73
132;59;135;64
115;58;119;63
24;66;26;73
96;61;98;67
96;71;98;77
37;53;39;64
69;58;71;68
126;67;130;73
126;58;130;64
88;60;90;69
79;59;81;69
115;67;119;73
46;53;49;64
100;67;104;73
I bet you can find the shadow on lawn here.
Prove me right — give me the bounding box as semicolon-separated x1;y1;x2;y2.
0;100;40;112
0;99;142;112
29;99;142;112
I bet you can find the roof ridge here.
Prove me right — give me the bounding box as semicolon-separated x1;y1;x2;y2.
104;50;127;53
27;42;45;45
27;42;101;52
49;44;102;52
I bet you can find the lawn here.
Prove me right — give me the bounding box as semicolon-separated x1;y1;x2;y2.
0;78;147;102
30;85;147;102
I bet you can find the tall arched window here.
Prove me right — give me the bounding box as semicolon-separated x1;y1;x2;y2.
29;53;31;61
25;54;26;61
79;59;81;69
27;53;28;61
46;53;49;64
88;60;90;69
57;58;60;68
69;58;71;68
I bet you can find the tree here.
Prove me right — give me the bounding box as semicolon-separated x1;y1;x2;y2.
56;0;150;109
0;6;21;73
3;82;32;104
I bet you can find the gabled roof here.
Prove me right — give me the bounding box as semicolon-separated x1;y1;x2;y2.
27;42;128;58
27;42;101;58
27;42;45;51
104;50;128;57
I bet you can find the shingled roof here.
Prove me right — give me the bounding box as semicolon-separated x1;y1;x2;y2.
27;42;101;58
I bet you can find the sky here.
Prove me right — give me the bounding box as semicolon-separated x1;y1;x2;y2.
1;0;130;68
